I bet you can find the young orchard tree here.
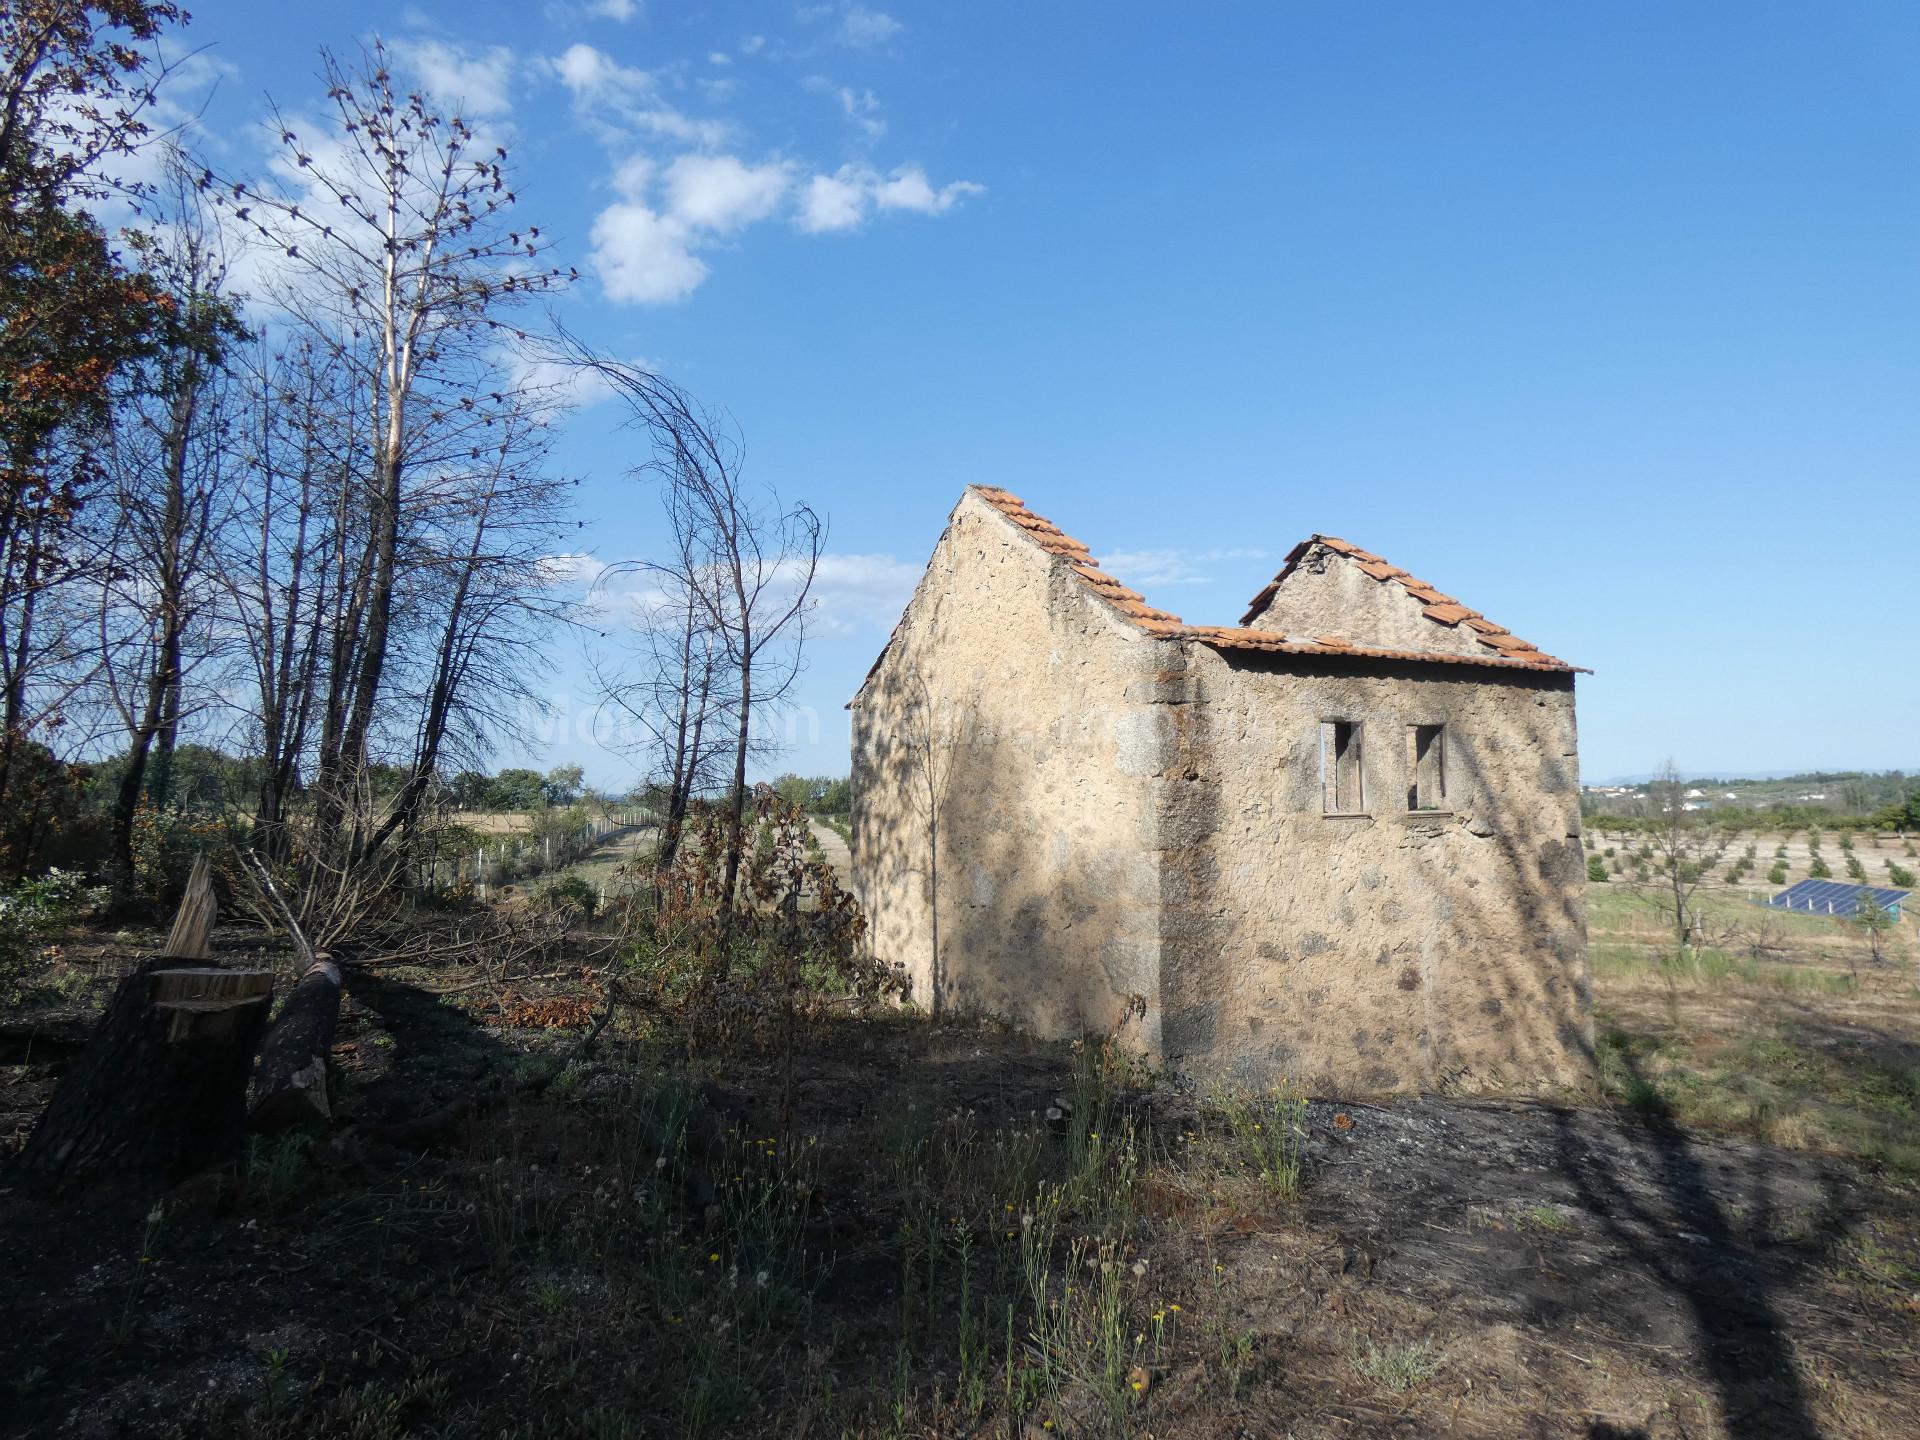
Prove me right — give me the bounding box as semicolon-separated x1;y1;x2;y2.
1643;759;1733;953
208;41;570;853
1851;891;1894;967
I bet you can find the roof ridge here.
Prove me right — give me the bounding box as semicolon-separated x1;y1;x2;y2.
1239;533;1569;666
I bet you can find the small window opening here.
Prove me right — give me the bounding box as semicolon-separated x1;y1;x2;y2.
1409;724;1446;810
1321;720;1365;814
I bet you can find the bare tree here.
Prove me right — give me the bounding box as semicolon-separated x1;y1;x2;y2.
217;334;355;856
208;41;567;851
899;666;954;1013
94;153;247;887
569;356;820;946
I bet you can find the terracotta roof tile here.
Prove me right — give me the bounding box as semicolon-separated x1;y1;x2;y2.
966;485;1184;633
1183;626;1579;673
853;491;1584;705
1234;532;1576;669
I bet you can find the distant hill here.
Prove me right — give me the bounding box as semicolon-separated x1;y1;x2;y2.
1592;768;1919;788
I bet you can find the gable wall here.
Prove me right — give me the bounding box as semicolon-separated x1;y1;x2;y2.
1247;546;1489;657
850;492;1173;1044
1159;648;1591;1093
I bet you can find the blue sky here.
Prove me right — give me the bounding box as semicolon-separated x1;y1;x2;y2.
172;1;1920;788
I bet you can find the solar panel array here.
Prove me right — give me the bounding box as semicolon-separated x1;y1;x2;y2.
1766;878;1909;918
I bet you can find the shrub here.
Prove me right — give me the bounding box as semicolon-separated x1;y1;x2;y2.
1845;854;1867;881
543;873;599;918
1767;862;1789;885
1809;857;1832;879
0;870;108;984
1587;856;1609;883
1889;864;1916;889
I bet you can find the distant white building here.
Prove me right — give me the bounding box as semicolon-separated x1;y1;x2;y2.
1685;788;1706;799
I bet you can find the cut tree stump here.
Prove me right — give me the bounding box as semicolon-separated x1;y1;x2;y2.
250;958;343;1133
163;853;217;960
11;960;274;1195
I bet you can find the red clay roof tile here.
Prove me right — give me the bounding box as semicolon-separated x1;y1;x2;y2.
850;490;1583;703
1235;536;1568;667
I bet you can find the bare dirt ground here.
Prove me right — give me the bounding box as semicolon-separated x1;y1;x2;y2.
0;886;1916;1438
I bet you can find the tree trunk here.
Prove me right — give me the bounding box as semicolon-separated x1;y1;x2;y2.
163;852;217;960
12;960;274;1194
250;957;343;1132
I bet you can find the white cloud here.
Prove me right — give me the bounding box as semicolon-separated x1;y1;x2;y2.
805;76;886;141
709;51;732;66
804;553;922;635
393;37;516;117
664;153;792;232
797;163;983;232
591;0;640;19
547;43;731;147
590;202;706;303
611;153;655;198
495;335;620;413
590;153;794;300
838;6;904;48
539;552;609;588
1098;548;1271;588
798;169;867;233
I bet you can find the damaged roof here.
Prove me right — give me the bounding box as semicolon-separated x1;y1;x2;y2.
1237;534;1574;669
972;487;1581;674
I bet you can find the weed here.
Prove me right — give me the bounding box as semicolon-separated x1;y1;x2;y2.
1516;1203;1575;1234
1353;1338;1442;1393
1207;1081;1308;1199
245;1132;313;1207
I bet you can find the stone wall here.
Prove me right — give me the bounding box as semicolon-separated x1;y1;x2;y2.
1158;646;1591;1093
851;493;1592;1095
850;490;1170;1045
1244;543;1489;657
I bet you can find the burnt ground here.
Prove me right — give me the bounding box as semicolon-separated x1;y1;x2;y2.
1;947;1917;1439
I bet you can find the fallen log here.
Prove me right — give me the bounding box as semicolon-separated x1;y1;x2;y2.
11;961;274;1194
249;957;343;1133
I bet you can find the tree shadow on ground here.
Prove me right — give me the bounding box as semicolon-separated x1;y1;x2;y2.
1553;1045;1839;1440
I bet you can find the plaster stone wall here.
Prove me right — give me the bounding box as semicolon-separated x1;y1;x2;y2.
1246;545;1487;657
1157;646;1591;1094
850;491;1170;1046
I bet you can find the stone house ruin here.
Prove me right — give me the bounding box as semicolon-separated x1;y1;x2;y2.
849;485;1591;1094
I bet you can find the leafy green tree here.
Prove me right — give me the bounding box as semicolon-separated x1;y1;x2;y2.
1586;855;1609;883
487;768;547;811
1809;856;1832;879
542;765;585;807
